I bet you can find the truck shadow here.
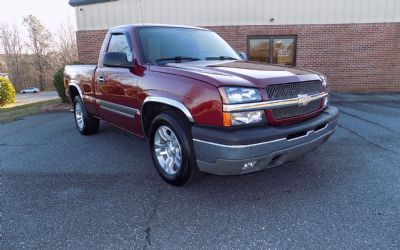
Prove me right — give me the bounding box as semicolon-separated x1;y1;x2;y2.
183;151;336;204
97;121;340;203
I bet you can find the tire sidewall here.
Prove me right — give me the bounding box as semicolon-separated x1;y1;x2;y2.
73;96;87;133
149;112;195;185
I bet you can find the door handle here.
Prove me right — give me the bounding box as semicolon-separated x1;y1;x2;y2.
98;76;105;83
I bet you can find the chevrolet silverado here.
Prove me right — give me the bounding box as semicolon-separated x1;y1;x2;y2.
64;24;339;186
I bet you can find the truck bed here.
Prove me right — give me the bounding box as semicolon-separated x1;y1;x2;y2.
64;64;97;83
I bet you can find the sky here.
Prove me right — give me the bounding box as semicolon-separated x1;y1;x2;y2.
0;0;76;33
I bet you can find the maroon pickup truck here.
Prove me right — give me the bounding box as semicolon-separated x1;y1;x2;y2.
64;24;338;186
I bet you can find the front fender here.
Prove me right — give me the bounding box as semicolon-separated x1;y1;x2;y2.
142;96;194;122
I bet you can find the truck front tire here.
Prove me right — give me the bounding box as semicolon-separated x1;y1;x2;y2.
73;96;100;135
149;111;199;186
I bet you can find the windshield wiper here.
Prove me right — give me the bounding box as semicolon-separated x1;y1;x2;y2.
205;56;239;60
155;56;201;64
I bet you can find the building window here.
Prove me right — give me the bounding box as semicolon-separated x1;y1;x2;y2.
248;36;296;66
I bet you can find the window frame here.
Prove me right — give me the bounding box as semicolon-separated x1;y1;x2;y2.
106;32;135;62
247;35;297;66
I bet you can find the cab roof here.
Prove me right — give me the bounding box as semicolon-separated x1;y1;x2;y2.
110;24;209;32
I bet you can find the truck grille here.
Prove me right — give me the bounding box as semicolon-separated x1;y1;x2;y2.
266;80;323;120
266;80;322;101
272;100;321;120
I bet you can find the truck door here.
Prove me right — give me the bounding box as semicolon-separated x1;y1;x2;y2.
95;32;141;135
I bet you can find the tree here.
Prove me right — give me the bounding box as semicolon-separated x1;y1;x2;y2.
1;16;77;92
23;15;52;90
51;20;78;103
0;24;33;91
0;55;8;72
54;19;78;66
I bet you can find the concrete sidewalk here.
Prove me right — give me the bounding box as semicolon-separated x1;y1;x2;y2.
331;92;400;102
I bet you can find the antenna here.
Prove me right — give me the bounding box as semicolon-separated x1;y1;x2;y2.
138;0;144;25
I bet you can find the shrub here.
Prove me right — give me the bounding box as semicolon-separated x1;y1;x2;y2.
0;76;16;107
53;66;68;103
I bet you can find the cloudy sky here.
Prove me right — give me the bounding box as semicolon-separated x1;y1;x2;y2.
0;0;76;33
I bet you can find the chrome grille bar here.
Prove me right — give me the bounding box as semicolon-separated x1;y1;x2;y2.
222;92;328;112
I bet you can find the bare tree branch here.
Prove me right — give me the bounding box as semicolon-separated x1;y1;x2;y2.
23;15;52;90
0;23;34;90
1;16;78;91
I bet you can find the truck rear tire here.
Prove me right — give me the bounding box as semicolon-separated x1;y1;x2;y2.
73;96;100;135
149;110;199;186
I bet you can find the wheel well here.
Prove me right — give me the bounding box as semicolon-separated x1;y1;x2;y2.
142;102;190;138
69;86;80;101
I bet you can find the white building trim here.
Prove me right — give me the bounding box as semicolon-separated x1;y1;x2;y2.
74;0;400;31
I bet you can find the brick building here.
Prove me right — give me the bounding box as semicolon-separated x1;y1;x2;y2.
69;0;400;92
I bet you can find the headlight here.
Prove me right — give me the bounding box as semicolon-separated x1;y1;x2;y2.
319;75;329;108
323;96;329;108
320;75;329;92
219;87;262;104
223;111;265;126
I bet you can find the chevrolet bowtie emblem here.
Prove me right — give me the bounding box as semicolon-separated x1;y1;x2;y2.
297;94;312;106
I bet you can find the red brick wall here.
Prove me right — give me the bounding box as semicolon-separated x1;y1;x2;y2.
76;30;108;65
76;23;400;92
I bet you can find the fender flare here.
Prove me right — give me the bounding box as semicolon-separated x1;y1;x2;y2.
68;80;83;99
142;96;194;122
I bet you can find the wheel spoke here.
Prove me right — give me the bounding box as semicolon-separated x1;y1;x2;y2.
154;143;164;150
175;154;182;167
161;127;171;141
165;157;173;174
153;125;183;175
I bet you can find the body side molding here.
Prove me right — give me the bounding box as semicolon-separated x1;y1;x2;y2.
96;99;139;119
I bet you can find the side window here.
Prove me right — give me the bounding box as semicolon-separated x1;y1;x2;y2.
108;34;133;62
249;38;270;63
272;38;295;66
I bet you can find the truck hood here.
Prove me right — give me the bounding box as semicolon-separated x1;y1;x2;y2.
149;60;322;88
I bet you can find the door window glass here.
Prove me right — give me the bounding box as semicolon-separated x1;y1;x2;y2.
108;34;133;62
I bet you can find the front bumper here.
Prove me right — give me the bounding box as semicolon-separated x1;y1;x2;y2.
192;106;339;175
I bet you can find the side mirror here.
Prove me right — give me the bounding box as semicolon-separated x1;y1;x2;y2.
238;52;248;61
103;52;134;68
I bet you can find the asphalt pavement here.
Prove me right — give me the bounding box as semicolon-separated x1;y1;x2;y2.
1;98;399;249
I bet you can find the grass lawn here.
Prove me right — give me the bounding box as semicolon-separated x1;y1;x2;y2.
0;99;62;124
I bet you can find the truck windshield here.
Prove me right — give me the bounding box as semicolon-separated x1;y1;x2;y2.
137;27;241;64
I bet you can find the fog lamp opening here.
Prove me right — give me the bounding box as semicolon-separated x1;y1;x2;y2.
242;160;258;170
